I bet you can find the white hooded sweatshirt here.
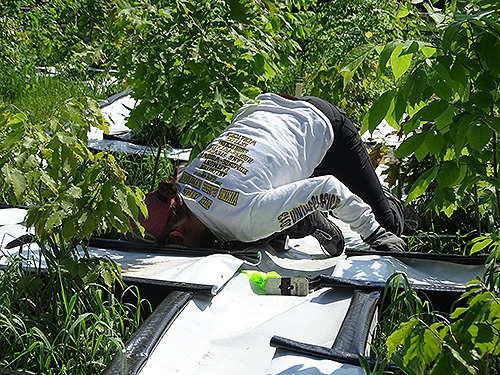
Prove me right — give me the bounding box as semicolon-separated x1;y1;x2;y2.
177;93;380;243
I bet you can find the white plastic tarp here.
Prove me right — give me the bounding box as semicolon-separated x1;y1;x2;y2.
133;218;485;375
265;352;364;375
138;272;355;375
88;91;192;160
0;209;242;293
332;255;483;288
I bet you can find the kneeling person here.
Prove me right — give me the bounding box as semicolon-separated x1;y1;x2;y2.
134;93;406;255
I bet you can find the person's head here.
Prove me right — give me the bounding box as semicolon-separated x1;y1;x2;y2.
133;179;211;247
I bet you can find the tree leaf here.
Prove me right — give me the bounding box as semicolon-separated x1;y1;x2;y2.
430;347;453;375
470;91;494;110
414;139;429;162
442;20;464;52
396;3;409;19
386;318;419;359
435;105;456;131
466;122;491;151
390;43;412;81
362;90;397;134
449;60;469;100
424;3;446;24
396;132;427;158
406;166;439;203
339;43;377;87
470;237;493;255
214;87;226;108
425;130;444;155
452;113;475;154
429;56;457;91
1;127;24;151
62;218;76;240
45;210;64;234
436;161;461;187
443;343;478;374
486;116;500;135
401;40;426;55
402;68;428;107
2;164;27;203
378;40;401;77
251;53;266;78
339;43;377;74
82;213;95;239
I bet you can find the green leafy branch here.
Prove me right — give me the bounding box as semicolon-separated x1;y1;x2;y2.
0;98;146;274
386;277;500;375
336;0;500;231
83;0;314;157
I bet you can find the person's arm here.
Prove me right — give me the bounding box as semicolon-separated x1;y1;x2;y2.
248;176;379;240
248;176;406;251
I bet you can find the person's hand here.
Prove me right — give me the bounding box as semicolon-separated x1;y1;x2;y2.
363;226;406;252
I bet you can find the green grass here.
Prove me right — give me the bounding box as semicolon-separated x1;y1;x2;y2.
406;231;475;256
0;66;123;125
0;254;151;375
113;151;177;193
371;273;435;361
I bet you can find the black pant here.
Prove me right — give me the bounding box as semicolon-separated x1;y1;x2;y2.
296;96;404;236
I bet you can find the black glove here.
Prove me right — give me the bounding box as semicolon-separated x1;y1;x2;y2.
363;226;406;252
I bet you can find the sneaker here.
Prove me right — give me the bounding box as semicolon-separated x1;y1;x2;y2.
402;204;420;235
311;212;345;257
382;187;420;235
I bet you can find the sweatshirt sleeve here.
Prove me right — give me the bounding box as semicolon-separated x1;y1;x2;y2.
247;175;380;242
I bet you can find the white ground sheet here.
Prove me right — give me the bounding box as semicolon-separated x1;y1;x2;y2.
0;207;487;374
87;92;192;160
138;272;355;375
134;218;485;375
0;208;242;294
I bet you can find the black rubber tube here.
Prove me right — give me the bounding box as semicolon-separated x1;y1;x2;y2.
86;237;260;262
270;335;401;372
315;275;467;294
122;275;217;296
103;290;194;375
0;369;31;375
332;290;380;355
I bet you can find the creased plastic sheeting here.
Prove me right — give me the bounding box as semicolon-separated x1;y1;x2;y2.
257;245;340;279
257;218;363;279
332;254;485;288
0;224;32;250
0;208;31;251
0;209;243;293
88;91;192;160
98;92;136;136
138;272;354;375
265;351;364;375
1;242;242;294
87;137;192;160
93;249;243;293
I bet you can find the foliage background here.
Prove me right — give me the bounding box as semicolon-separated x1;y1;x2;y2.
3;0;500;374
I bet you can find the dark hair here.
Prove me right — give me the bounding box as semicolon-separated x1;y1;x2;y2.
156;179;191;239
155;179;180;203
